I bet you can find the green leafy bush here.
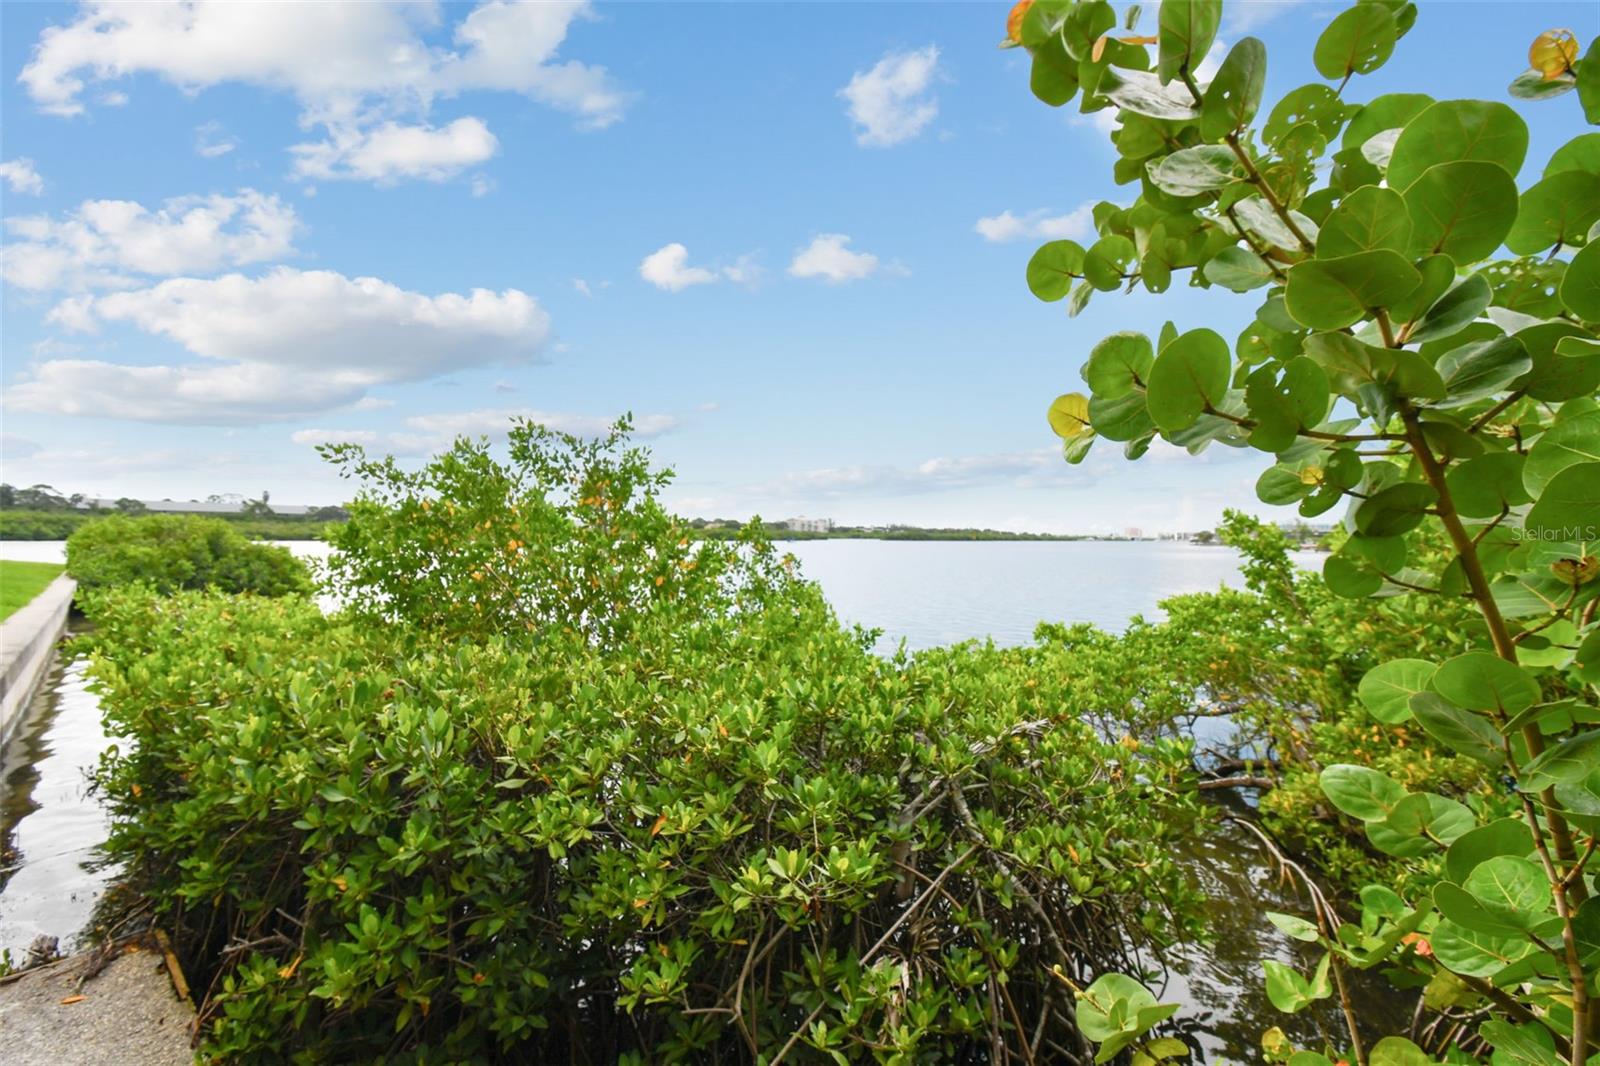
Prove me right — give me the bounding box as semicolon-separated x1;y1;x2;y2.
0;509;88;539
1013;0;1599;1060
66;513;309;597
85;421;1205;1062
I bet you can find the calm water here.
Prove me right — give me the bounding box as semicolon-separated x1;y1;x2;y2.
781;539;1318;652
1;538;1385;1057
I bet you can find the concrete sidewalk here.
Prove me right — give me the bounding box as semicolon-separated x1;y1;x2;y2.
0;940;196;1065
0;573;76;748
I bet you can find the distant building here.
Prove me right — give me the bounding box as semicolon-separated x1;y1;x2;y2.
784;516;834;533
1122;526;1144;540
89;498;315;516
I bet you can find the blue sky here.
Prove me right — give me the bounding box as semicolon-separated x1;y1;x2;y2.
2;1;1595;533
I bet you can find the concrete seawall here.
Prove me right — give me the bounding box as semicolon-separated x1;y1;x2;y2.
1;574;76;749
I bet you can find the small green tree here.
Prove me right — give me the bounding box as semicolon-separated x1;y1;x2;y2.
1011;0;1599;1061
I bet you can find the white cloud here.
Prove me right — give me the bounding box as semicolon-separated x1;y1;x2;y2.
2;189;299;292
1069;108;1122;139
291;117;499;183
0;158;45;195
20;1;629;183
573;278;594;297
433;1;631;130
1225;1;1306;34
722;253;764;287
639;242;719;292
194;120;238;158
757;447;1067;498
1194;38;1228;83
8;361;370;425
975;205;1095;243
409;408;678;439
838;46;940;147
788;234;880;284
293;407;679;456
7;267;551;424
470;173;495;197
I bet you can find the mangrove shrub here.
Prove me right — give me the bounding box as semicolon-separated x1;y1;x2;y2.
66;513;309;597
85;421;1206;1062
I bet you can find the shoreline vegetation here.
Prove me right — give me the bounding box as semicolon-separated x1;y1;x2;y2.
0;506;1331;547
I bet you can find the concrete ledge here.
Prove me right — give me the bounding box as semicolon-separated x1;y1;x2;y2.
0;574;76;749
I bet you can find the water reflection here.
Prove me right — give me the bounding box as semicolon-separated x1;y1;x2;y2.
1158;800;1413;1058
0;650;122;959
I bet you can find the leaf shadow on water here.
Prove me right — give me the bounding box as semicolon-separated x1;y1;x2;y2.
1138;792;1416;1062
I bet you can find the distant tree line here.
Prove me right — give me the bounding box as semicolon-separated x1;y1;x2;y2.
0;483;349;541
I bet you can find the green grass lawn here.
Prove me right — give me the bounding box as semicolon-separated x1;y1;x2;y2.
0;560;66;621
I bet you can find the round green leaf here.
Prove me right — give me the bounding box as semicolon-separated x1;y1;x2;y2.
1147;144;1245;196
1560;240;1600;321
1354;482;1437;537
1157;0;1221;84
1026;240;1085;302
1520;728;1600;792
1431;650;1539;715
1203;246;1275;291
1324;553;1382;598
1083;332;1154;399
1445;817;1532;884
1506;171;1600;255
1200;36;1267;140
1407;275;1491;345
1386;99;1529;192
1523;411;1600;497
1525;461;1600;543
1047;393;1093;440
1316;186;1411;258
1265;83;1346;146
1088;391;1155;442
1370;1038;1430;1066
1313;4;1397;81
1230;197;1319;254
1429;919;1536;978
1319;763;1405;821
1409;692;1506;767
1084;235;1136;291
1100;67;1201;120
1368;792;1473;856
1435;335;1533;407
1059;0;1116;60
1515;321;1600;402
1342;92;1433;152
1258;464;1313;505
1403;160;1519;263
1447;453;1530;518
1463;855;1552;931
1284;251;1423;330
1358;658;1435;724
1545;132;1600;178
1030;50;1080;108
1145;328;1229;433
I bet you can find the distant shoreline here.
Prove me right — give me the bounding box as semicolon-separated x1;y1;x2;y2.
0;510;1327;548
